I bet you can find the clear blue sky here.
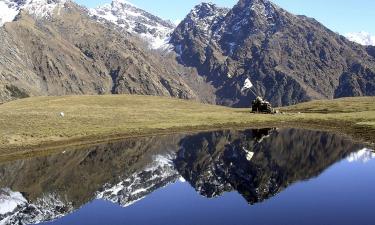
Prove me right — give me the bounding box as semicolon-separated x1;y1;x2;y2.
75;0;375;35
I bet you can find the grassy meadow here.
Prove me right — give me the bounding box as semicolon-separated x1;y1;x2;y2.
0;95;374;158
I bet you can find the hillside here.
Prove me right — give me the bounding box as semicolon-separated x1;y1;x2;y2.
0;95;374;159
170;0;375;106
0;0;215;104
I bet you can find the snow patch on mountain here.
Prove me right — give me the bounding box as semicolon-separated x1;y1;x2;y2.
346;32;375;46
0;0;67;27
0;1;19;26
90;0;175;49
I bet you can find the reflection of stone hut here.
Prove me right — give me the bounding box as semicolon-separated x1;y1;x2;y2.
252;97;274;114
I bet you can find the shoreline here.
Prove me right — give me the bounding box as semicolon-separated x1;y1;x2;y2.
0;95;374;162
0;120;373;163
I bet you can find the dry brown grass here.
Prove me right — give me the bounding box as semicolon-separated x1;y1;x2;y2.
0;95;374;156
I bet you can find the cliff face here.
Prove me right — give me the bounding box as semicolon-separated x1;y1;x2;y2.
171;0;375;106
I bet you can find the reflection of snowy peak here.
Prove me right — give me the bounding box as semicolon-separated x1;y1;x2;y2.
0;0;67;26
96;153;179;207
0;189;73;225
90;0;175;49
347;148;375;163
0;189;27;215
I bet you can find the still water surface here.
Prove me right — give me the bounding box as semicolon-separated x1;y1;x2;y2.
0;128;374;225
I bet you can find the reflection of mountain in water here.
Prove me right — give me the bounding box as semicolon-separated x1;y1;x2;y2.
0;134;184;225
96;153;179;207
175;129;364;204
0;129;366;224
0;189;73;225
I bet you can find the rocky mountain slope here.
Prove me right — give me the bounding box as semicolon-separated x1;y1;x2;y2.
170;0;375;106
0;0;215;104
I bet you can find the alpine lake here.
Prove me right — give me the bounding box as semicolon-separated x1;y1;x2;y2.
1;128;374;225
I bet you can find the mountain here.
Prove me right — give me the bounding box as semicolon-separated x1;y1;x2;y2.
0;0;215;104
89;0;175;49
0;0;374;106
346;32;375;46
170;0;375;106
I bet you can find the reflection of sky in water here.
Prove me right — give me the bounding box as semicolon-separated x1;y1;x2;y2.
38;147;375;225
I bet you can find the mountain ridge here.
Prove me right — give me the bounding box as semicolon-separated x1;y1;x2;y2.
0;0;374;106
170;0;375;106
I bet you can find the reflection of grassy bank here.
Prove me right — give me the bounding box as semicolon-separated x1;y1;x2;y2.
0;95;374;157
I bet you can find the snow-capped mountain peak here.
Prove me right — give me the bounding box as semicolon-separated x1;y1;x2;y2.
90;0;175;49
0;0;67;26
112;0;135;7
346;32;375;46
180;2;229;39
247;0;277;18
190;2;220;18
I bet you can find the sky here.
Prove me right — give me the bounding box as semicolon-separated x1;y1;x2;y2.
75;0;375;35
